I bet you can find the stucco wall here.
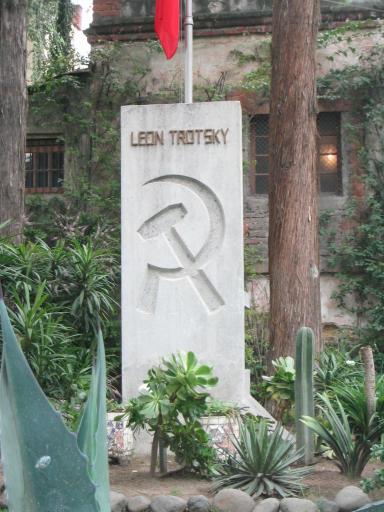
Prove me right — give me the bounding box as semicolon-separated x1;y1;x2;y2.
92;0;384;23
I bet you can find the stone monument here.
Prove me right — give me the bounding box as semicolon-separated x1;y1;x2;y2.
121;101;271;416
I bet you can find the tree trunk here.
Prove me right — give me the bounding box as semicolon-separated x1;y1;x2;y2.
360;346;376;419
158;437;168;474
269;0;322;361
0;0;27;241
150;429;159;476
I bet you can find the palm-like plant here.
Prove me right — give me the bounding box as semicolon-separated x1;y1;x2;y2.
5;282;80;399
213;420;312;498
55;240;118;337
302;393;384;478
0;239;52;289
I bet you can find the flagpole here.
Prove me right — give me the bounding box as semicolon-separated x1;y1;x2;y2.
184;0;193;103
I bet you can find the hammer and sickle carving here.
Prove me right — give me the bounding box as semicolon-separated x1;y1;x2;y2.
137;175;225;314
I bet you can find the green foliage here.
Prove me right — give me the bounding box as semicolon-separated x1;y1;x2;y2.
315;26;384;350
314;343;362;393
242;62;271;95
317;20;367;49
244;244;262;284
28;0;81;83
245;308;269;398
124;352;218;475
262;357;295;423
230;39;271;96
205;399;244;418
328;144;384;348
361;444;384;493
213;420;311;498
56;240;118;337
0;237;119;402
77;329;110;511
7;282;79;399
302;393;384;478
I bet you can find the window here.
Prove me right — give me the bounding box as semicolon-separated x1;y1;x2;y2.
250;112;341;195
25;139;64;193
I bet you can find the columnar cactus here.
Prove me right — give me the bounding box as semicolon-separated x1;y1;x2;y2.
295;326;315;465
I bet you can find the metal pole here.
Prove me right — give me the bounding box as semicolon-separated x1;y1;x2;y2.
184;0;193;103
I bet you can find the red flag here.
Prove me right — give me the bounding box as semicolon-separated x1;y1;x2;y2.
155;0;179;60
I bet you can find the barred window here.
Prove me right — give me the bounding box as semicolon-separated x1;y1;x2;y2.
250;112;341;195
25;139;64;193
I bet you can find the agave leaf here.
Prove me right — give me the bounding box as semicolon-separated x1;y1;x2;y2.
0;293;99;512
77;327;110;512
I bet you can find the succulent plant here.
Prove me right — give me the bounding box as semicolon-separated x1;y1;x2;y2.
0;287;110;511
212;419;312;498
295;326;315;465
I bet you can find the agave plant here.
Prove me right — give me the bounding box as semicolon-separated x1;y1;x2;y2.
0;288;110;511
213;419;312;498
302;393;384;478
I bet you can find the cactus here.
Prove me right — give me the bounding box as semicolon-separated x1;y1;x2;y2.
295;326;315;465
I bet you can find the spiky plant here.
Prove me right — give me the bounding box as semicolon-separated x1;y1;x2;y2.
212;420;312;498
302;393;384;478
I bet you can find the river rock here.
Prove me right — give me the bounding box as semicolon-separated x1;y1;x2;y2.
315;498;339;512
335;486;371;511
111;490;129;512
187;495;211;512
253;497;280;512
127;495;151;512
213;489;255;512
280;497;318;512
150;495;187;512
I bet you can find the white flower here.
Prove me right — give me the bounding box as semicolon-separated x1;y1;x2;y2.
346;360;356;366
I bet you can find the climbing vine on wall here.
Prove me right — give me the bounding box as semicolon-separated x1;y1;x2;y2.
28;0;77;82
319;33;384;349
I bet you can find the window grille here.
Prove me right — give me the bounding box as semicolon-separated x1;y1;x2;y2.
250;112;341;195
25;139;64;193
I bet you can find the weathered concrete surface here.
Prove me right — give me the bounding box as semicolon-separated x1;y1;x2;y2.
121;102;250;406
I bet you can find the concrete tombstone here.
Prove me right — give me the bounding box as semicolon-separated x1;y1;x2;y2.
121;101;258;409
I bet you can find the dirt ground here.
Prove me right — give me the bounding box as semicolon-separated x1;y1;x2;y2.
109;456;384;502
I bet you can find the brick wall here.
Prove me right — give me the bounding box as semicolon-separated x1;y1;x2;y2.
93;0;121;21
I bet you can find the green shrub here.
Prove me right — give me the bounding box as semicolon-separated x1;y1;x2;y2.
123;351;218;476
0;236;119;402
262;356;295;423
302;393;384;478
245;308;269;398
213;419;311;498
361;444;384;493
314;345;362;393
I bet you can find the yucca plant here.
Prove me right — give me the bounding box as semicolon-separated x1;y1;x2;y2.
56;240;118;337
213;420;312;498
302;394;384;478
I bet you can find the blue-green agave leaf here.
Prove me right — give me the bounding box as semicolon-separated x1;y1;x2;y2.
0;293;100;512
77;328;110;512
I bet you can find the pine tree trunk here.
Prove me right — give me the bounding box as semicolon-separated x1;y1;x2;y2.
0;0;27;241
269;0;322;361
360;346;376;419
